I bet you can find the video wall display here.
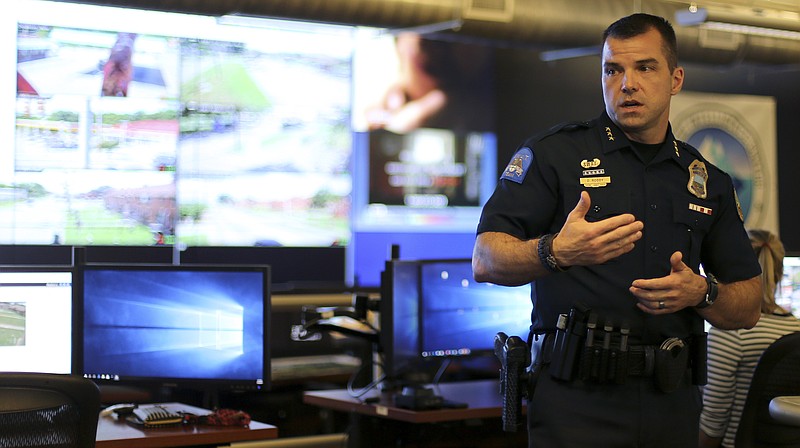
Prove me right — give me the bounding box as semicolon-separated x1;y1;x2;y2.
7;1;353;248
5;2;498;289
349;30;498;287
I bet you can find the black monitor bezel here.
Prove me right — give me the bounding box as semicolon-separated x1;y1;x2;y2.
378;258;422;386
75;262;271;393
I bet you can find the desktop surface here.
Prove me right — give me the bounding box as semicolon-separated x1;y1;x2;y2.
96;402;277;448
770;396;800;426
303;379;517;424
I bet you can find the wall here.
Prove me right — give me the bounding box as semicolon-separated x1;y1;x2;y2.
494;46;800;252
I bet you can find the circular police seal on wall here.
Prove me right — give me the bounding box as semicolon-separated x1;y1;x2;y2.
672;102;768;229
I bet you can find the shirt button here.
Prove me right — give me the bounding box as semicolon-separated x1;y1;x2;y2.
593;205;601;213
650;245;658;252
650;204;657;210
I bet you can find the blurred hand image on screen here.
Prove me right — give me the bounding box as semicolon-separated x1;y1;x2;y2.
361;32;494;134
364;33;446;133
101;33;137;97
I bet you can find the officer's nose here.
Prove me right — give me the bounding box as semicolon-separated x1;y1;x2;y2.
621;73;638;93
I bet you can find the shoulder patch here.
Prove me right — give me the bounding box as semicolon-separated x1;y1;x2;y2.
501;147;533;184
733;187;744;222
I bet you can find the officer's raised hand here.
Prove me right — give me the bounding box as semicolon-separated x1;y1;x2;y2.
552;191;644;267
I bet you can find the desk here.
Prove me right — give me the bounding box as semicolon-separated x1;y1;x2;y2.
304;379;509;423
96;402;278;448
770;396;800;426
304;380;525;447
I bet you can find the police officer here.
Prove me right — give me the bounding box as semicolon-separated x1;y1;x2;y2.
473;13;761;448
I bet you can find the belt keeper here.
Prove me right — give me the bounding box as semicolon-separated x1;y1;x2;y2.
643;346;655;377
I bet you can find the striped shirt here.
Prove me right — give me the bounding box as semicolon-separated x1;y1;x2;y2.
700;311;800;447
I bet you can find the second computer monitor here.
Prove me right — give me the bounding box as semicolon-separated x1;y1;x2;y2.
79;263;270;392
0;265;75;374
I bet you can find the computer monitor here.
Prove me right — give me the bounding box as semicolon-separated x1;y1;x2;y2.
418;259;531;359
379;259;421;386
378;258;531;388
0;265;75;374
781;255;800;315
79;263;270;392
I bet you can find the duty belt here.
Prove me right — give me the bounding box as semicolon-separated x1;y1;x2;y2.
542;303;704;392
626;345;656;377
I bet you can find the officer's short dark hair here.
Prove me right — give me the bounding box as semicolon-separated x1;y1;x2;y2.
602;13;679;72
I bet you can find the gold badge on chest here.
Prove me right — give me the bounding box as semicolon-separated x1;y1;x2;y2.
579;158;610;187
687;159;708;199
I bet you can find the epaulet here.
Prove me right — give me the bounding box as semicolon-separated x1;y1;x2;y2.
502;120;593;184
524;120;593;145
676;139;702;159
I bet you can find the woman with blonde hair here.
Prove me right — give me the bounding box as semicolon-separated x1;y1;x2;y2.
699;229;800;448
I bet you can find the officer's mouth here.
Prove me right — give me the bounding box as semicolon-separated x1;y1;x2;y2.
620;100;643;111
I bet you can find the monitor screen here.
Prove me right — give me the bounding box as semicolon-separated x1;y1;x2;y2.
80;263;270;391
379;258;530;386
418;259;531;358
0;265;74;374
781;255;800;315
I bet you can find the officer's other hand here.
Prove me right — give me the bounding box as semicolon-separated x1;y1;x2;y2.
552;191;643;267
630;251;707;314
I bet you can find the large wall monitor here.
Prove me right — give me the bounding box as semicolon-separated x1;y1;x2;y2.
6;1;501;291
9;1;353;249
348;30;498;288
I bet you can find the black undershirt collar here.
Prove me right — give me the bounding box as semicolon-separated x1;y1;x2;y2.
630;140;663;164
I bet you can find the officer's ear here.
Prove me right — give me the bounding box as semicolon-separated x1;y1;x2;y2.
670;66;684;96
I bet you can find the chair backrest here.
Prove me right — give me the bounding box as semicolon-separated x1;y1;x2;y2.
735;331;800;448
0;373;100;448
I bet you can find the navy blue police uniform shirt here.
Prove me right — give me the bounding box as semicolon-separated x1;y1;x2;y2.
477;111;761;345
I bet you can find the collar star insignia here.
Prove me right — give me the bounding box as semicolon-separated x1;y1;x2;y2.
605;127;614;141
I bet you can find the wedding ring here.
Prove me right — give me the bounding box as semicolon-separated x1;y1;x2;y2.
658;301;665;310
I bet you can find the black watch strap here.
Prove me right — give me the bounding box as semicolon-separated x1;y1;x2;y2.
696;273;718;309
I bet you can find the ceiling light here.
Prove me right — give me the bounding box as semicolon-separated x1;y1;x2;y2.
675;5;800;41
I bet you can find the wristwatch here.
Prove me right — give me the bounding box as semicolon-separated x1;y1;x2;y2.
537;233;569;273
695;273;718;309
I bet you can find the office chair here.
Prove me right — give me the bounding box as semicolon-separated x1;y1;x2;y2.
735;331;800;448
0;372;100;448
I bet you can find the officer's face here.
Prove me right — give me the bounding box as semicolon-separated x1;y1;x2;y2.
601;28;684;144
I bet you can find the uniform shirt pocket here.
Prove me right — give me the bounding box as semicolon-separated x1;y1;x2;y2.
672;198;716;268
